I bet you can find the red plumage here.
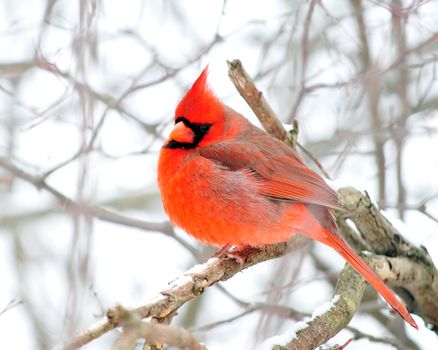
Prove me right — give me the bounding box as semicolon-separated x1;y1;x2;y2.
157;67;417;329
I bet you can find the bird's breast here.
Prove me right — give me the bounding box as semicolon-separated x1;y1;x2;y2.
158;153;289;246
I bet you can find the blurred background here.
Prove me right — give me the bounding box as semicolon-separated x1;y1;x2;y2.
0;0;437;349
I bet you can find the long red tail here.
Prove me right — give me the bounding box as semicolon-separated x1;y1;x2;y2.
323;230;418;329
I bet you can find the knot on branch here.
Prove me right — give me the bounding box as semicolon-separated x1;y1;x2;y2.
192;277;208;296
107;305;140;327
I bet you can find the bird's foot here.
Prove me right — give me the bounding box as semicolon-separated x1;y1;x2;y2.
215;244;249;267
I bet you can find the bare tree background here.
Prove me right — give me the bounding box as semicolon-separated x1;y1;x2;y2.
0;0;437;349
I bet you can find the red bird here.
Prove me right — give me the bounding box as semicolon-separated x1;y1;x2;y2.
157;67;417;329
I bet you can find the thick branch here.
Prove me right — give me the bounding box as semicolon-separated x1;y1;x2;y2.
262;248;436;350
338;187;430;259
258;264;366;350
337;187;438;328
288;263;365;349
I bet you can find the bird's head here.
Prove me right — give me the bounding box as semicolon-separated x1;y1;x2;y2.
164;66;225;149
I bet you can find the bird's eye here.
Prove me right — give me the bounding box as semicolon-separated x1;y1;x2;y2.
200;124;211;133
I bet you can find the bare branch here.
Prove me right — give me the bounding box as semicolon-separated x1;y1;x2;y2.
111;305;207;350
259;265;365;350
227;59;289;144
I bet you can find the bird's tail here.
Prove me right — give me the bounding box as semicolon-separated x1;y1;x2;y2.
323;230;418;329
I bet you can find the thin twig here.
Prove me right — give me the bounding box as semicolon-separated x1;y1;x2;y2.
112;305;207;350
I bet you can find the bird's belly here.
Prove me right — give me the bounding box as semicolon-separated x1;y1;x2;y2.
161;164;306;247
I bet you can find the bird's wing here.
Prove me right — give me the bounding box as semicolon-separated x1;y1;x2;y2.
199;141;343;210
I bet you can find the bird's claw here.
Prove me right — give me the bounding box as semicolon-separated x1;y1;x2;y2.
215;244;246;267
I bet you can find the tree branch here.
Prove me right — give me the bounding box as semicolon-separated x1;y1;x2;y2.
338;188;438;329
258;264;366;350
111;305;207;350
227;59;289;143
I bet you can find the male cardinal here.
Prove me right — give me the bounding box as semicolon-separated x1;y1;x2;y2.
157;67;417;329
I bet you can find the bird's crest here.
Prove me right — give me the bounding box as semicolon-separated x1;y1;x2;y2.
175;66;224;124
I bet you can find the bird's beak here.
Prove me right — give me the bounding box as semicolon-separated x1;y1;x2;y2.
169;121;194;143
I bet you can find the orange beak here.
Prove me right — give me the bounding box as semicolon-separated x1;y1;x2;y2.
169;121;194;143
